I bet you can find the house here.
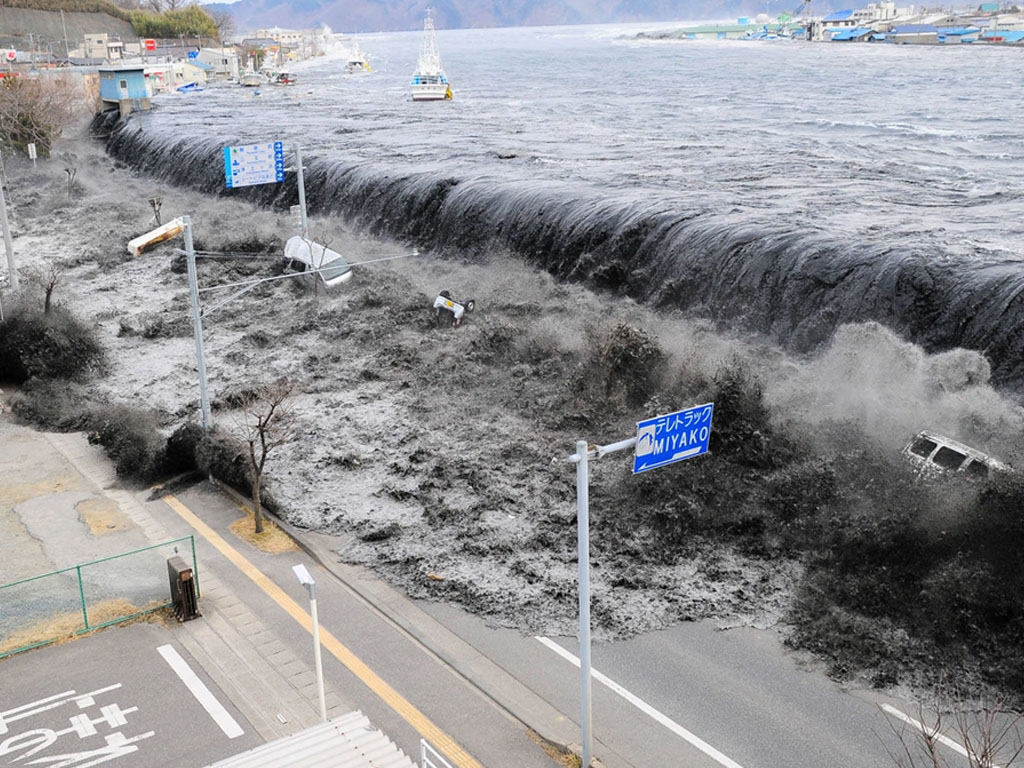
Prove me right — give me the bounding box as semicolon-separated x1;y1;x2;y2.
821;10;859;27
98;66;151;117
936;26;980;42
195;48;240;80
887;23;939;42
81;33;124;61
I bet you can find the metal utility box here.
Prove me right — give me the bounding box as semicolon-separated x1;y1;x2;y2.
167;555;200;621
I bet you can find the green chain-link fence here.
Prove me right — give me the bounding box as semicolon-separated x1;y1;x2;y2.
0;535;198;659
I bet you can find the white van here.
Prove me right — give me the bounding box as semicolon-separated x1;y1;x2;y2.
902;431;1010;479
284;236;352;289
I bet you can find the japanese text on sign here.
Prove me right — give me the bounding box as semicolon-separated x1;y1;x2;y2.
633;402;714;473
223;141;286;189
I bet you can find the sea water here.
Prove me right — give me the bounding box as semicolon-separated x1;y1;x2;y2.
98;23;1024;388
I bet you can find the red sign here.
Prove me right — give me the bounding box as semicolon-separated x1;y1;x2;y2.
144;39;156;51
4;50;16;61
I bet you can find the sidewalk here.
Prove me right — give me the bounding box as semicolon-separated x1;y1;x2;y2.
0;418;612;768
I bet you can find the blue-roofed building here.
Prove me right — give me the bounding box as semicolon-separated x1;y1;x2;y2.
888;24;939;42
829;26;876;40
980;29;1024;43
822;9;859;26
98;67;151;117
937;26;980;42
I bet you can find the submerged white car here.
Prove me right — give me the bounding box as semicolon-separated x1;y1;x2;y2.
284;236;352;289
902;430;1010;479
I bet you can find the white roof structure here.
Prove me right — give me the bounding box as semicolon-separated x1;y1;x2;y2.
204;711;415;768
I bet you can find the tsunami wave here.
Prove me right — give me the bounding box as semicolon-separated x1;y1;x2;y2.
94;112;1024;394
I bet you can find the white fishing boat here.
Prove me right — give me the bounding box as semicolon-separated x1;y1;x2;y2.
240;56;263;87
345;41;372;74
410;9;452;101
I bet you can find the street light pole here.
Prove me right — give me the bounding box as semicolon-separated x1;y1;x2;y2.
294;145;308;239
292;564;327;721
0;177;18;292
183;215;211;429
575;439;593;768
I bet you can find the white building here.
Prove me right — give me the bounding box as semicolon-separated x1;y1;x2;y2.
195;48;240;80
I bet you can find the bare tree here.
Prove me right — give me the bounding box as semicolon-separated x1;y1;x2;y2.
238;380;295;534
25;259;65;314
208;8;236;41
882;689;1024;768
0;76;83;158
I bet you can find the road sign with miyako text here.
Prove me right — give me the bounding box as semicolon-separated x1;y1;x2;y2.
223;141;285;189
632;402;713;473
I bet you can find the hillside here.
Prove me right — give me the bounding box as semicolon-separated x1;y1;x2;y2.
0;6;135;56
212;0;811;34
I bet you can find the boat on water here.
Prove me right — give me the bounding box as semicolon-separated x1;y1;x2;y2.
410;9;452;101
345;41;372;74
272;71;297;85
240;57;263;87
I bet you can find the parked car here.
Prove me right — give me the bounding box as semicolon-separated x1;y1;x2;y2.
902;430;1010;479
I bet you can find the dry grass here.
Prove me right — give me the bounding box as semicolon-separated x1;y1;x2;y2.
0;598;171;657
229;513;299;554
527;730;583;767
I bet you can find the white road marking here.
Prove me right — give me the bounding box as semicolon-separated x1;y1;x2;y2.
881;703;1000;768
157;644;244;739
535;636;746;768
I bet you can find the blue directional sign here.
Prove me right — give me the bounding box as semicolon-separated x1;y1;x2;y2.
632;402;713;474
188;50;198;59
223;141;286;189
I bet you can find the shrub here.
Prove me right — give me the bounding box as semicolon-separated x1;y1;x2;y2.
8;379;94;430
166;421;203;474
86;405;167;481
0;305;104;383
194;427;252;495
594;323;666;407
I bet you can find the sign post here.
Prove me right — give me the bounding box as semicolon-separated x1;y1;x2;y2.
568;402;714;767
27;143;36;169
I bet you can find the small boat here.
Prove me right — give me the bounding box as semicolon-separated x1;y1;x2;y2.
411;9;452;101
240;57;263;87
175;81;204;93
345;41;372;74
272;71;297;85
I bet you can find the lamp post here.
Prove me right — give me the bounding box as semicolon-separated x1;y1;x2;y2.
292;563;327;721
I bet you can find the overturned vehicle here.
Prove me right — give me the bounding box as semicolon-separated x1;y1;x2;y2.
902;430;1010;479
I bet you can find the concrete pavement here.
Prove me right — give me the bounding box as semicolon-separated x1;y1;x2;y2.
0;416;604;767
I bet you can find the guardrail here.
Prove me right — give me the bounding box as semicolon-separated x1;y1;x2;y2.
420;739;456;768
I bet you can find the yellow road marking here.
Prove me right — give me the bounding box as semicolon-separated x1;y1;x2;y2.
163;493;483;768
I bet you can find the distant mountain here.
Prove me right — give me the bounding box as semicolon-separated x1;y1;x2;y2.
211;0;824;35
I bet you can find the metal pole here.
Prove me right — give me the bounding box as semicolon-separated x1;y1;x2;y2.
0;177;17;292
576;438;593;768
60;10;71;59
183;216;211;429
309;587;328;721
295;145;308;240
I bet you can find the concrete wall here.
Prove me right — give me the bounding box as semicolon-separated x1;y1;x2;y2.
0;8;135;58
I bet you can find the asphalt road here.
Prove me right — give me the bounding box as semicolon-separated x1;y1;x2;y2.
419;602;994;768
0;623;259;768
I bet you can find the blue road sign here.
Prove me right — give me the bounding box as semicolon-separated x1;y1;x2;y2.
188;50;198;59
632;402;713;474
223;141;286;189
